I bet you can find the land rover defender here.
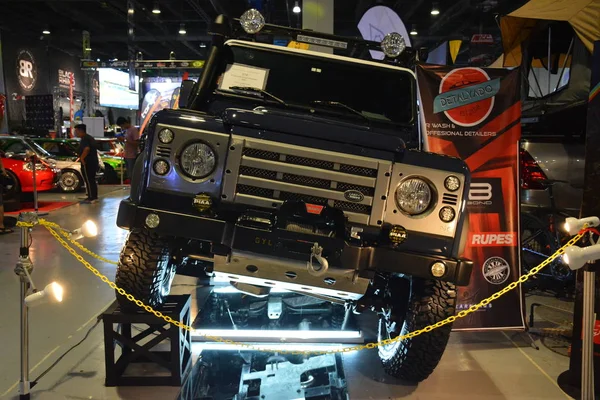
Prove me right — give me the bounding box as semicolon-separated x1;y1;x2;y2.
115;10;473;382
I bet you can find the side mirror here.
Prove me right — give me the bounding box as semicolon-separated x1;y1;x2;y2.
178;80;196;109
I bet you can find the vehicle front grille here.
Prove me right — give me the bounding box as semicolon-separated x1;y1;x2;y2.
155;145;171;158
229;138;386;225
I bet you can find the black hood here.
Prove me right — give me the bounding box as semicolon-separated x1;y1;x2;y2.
221;107;407;153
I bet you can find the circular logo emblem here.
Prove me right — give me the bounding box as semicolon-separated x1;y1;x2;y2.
193;193;212;212
438;67;496;127
482;256;510;285
16;50;37;92
344;190;364;203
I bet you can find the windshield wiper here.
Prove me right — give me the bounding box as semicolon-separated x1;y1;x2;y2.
310;100;370;122
228;86;287;106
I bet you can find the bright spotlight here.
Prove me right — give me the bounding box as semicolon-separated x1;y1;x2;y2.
24;282;64;307
564;216;600;236
152;1;161;14
563;244;600;271
71;220;98;240
431;3;440;15
293;1;301;13
42;29;51;35
410;27;418;36
179;23;187;35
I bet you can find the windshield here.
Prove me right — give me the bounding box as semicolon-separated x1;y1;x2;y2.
213;42;416;125
37;141;77;157
25;139;54;158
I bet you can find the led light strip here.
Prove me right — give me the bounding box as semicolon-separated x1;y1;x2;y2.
192;329;364;343
192;342;351;353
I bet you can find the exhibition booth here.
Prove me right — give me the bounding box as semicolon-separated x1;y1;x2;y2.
0;0;599;399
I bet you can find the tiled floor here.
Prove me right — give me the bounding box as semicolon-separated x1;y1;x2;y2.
0;187;576;399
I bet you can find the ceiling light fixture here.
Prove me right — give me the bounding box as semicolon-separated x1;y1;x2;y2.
431;3;440;15
410;26;418;36
199;43;207;48
127;6;134;14
179;23;187;35
293;1;301;13
152;1;161;14
42;29;51;35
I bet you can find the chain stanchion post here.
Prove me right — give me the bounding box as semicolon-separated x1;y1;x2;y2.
15;213;37;400
582;262;596;399
30;155;38;214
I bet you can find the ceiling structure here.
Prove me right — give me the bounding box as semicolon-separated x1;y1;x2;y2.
0;0;530;61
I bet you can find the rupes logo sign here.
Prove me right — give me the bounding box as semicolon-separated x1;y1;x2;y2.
16;50;37;92
435;67;500;127
482;256;510;285
470;232;516;247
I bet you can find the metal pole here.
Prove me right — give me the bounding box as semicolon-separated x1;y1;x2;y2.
582;268;595;399
31;156;38;213
18;222;31;400
547;26;552;96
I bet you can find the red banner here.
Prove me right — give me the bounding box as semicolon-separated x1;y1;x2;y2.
417;65;525;330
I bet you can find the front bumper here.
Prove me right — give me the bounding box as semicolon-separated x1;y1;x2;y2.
117;200;473;286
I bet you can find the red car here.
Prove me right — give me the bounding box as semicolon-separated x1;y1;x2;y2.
1;156;58;200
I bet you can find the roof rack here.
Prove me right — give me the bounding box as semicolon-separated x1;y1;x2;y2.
209;14;419;68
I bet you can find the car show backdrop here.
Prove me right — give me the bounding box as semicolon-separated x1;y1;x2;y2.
417;65;525;330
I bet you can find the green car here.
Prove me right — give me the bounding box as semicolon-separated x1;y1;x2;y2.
66;138;125;183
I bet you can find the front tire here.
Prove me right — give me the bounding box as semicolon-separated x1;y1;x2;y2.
58;169;83;192
378;278;456;382
115;229;177;312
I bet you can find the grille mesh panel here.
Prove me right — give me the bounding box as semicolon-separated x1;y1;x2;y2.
286;155;334;170
333;201;371;214
243;148;280;161
282;173;331;189
237;184;275;198
339;164;377;177
239;166;277;180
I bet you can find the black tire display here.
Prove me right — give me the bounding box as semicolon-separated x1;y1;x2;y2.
115;229;176;312
378;278;456;382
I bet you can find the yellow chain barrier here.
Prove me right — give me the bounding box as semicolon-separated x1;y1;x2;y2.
17;219;584;356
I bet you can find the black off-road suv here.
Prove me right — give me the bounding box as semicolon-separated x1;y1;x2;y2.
116;10;473;382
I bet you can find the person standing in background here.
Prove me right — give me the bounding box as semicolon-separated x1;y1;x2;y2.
116;116;140;181
75;124;99;204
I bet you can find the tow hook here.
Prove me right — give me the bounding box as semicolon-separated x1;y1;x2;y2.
307;242;329;276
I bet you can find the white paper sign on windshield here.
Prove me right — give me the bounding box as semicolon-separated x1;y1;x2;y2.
219;63;269;91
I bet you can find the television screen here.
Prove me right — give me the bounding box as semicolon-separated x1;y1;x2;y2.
145;81;182;109
99;68;139;109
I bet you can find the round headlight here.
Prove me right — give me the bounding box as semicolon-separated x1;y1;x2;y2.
444;175;460;192
395;178;432;215
439;206;456;222
180;142;216;179
381;32;406;58
153;160;170;175
240;9;265;34
158;128;174;144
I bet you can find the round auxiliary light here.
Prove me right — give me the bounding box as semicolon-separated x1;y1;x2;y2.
444;175;460;192
439;206;456;223
381;32;406;58
153;160;170;175
240;9;265;34
145;213;160;229
158;128;174;144
431;262;446;278
395;178;432;215
180;142;216;179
